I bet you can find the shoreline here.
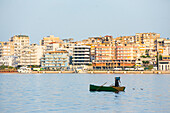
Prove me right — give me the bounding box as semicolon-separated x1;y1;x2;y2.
1;71;170;74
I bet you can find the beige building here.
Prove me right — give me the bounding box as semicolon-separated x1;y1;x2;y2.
136;33;160;57
0;42;11;57
9;35;30;57
157;38;170;56
40;35;62;46
115;33;161;57
19;44;44;66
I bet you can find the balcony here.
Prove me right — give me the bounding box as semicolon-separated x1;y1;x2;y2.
74;49;89;51
72;59;90;61
72;55;89;57
73;52;90;54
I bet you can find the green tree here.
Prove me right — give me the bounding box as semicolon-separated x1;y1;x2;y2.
148;65;153;70
159;55;162;60
141;55;146;58
145;61;149;64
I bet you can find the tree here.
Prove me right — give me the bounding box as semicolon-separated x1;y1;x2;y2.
159;55;162;60
145;61;149;64
0;65;6;70
148;65;153;70
146;55;150;58
141;55;146;58
142;61;146;64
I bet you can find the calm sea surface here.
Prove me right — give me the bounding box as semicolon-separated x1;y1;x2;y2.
0;73;170;113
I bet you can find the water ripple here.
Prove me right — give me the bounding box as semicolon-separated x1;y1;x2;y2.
0;74;170;113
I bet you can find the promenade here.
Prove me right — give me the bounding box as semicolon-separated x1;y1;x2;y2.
31;71;170;74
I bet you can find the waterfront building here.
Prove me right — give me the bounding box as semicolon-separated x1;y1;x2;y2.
19;44;44;66
9;35;30;56
0;42;11;57
8;35;30;65
116;45;139;60
159;56;170;71
93;44;116;70
137;57;157;67
0;56;18;67
72;45;92;69
93;44;137;70
40;50;69;70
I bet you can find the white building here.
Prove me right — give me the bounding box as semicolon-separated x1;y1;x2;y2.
159;61;170;71
19;44;44;66
158;56;170;71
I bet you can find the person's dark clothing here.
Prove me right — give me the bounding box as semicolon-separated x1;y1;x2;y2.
115;77;120;87
115;80;119;87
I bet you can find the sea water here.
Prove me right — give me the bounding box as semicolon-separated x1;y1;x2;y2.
0;73;170;113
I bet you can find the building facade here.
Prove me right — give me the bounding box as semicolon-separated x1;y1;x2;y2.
0;42;11;57
159;56;170;71
41;50;69;70
72;46;91;66
19;44;44;66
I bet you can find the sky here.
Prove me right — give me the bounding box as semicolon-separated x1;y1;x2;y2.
0;0;170;44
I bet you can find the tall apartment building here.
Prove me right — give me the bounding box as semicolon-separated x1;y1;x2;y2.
41;50;69;70
0;42;11;57
93;45;116;70
116;45;139;60
93;44;137;70
7;35;30;66
9;35;30;57
72;46;91;66
19;44;44;66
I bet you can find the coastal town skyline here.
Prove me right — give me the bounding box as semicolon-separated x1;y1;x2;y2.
1;32;170;72
0;32;169;44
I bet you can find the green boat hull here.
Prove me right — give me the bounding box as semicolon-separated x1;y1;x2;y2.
89;84;125;92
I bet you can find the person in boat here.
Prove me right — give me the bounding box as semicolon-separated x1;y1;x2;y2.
115;77;121;87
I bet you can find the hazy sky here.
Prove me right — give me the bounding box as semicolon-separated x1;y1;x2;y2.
0;0;170;44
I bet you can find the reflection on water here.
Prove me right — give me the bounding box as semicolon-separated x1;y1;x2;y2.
0;73;170;112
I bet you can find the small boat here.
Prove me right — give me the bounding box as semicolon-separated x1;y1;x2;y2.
89;84;125;92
